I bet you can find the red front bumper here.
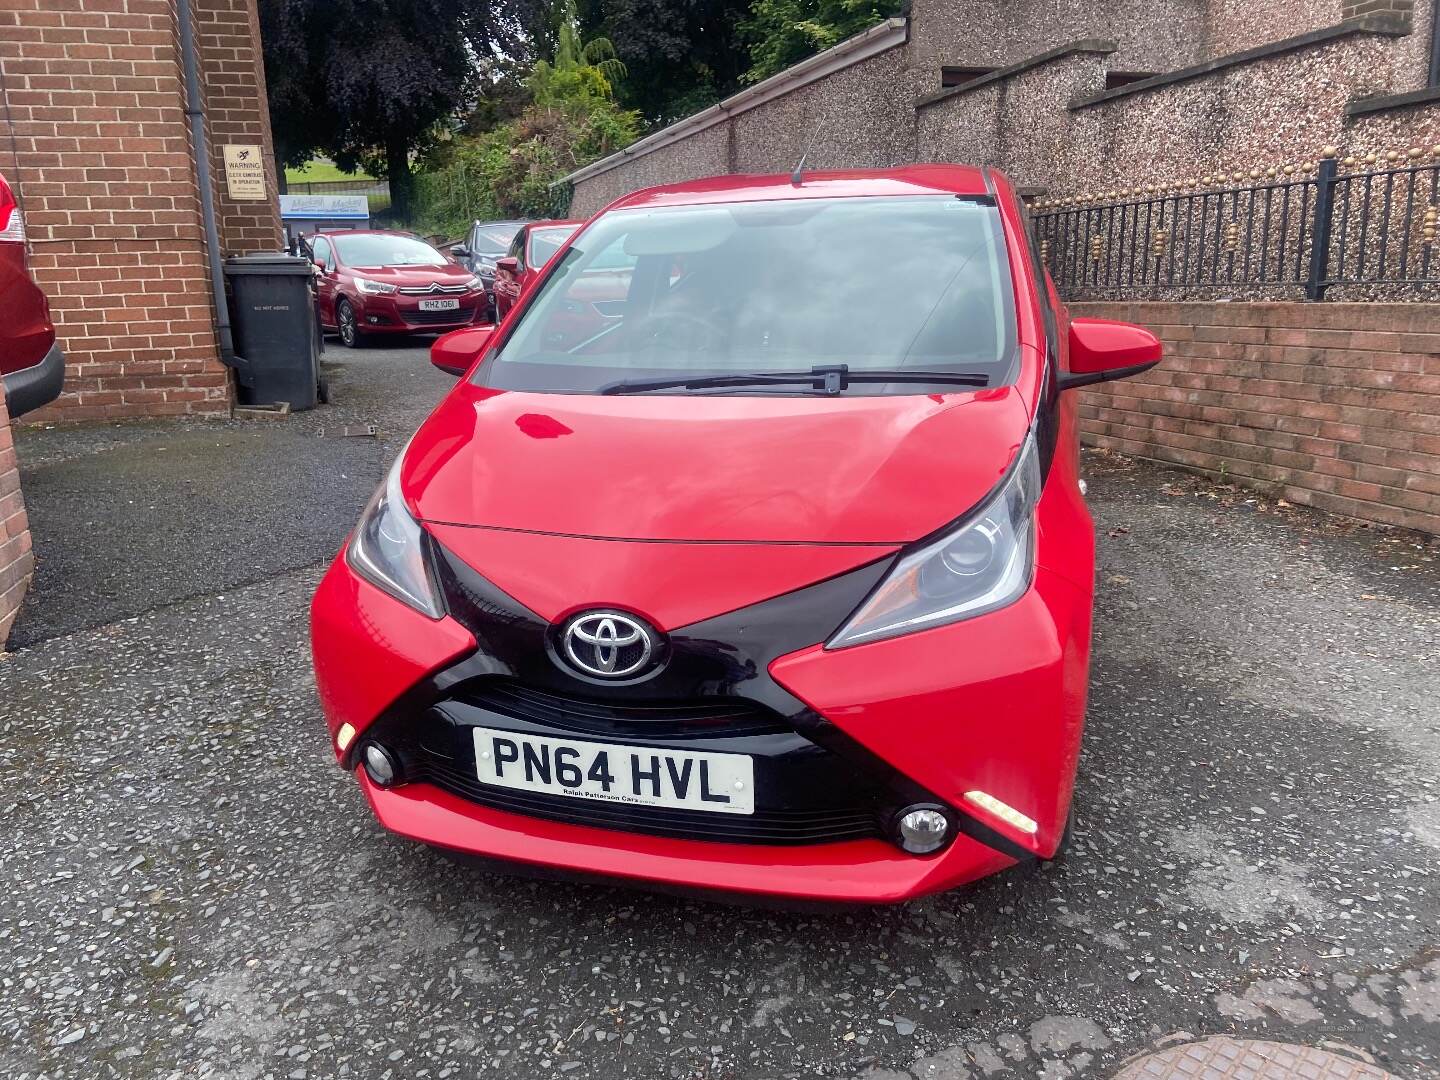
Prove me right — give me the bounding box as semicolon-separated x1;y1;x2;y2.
359;771;1015;902
311;536;1093;902
353;292;484;334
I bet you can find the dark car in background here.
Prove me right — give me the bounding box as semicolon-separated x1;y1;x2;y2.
452;219;527;320
307;230;486;348
492;219;583;321
0;170;64;417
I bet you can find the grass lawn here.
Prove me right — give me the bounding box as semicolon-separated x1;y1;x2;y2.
284;160;377;184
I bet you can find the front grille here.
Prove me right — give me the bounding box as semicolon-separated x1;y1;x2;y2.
403;306;476;326
398;282;469;295
462;679;789;739
411;751;884;845
375;677;894;846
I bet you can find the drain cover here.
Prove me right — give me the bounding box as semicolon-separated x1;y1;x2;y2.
1114;1039;1396;1080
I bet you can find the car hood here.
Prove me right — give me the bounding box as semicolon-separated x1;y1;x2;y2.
404;383;1032;544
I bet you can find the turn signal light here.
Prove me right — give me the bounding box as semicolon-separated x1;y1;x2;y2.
963;790;1038;835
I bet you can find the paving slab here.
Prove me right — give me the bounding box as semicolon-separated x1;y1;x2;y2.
1115;1038;1398;1079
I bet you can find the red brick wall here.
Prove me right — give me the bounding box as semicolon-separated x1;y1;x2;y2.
0;0;278;422
0;391;34;646
1074;301;1440;535
196;0;281;254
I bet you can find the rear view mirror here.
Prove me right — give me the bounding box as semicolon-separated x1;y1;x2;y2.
431;325;495;377
1059;318;1162;390
451;244;472;259
495;256;520;276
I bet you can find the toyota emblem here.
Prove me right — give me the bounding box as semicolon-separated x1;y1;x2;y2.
561;611;656;678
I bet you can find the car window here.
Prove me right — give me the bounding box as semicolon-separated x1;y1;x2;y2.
528;225;580;272
310;235;331;267
471;223;521;255
480;195;1017;396
508;229;528;272
332;233;446;267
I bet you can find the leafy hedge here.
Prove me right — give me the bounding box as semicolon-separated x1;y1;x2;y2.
403;11;640;237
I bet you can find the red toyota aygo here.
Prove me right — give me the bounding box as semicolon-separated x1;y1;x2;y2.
310;165;1161;904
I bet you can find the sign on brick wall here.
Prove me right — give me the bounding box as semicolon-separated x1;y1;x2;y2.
222;145;267;201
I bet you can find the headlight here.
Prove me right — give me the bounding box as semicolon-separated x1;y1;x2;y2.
828;430;1041;648
354;277;397;295
463;275;484;291
346;446;443;618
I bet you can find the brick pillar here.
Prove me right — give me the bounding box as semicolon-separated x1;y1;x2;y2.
195;0;283;255
1;0;233;421
0;391;34;646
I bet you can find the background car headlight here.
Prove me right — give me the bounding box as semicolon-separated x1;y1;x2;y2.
828;431;1042;648
462;275;484;292
354;277;397;295
346;447;444;618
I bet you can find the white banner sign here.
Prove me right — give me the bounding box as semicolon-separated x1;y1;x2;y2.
279;194;370;220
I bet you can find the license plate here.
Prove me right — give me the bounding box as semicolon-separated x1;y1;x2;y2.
472;727;754;815
418;298;460;311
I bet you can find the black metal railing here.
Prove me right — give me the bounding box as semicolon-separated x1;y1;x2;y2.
1031;148;1440;301
287;178;390;197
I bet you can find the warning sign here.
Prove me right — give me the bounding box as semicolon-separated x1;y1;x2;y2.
222;144;267;201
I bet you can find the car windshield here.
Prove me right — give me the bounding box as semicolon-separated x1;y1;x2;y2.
529;225;580;269
472;223;521;255
479;195;1017;396
334;234;446;267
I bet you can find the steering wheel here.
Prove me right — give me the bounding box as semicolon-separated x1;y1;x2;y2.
631;310;727;355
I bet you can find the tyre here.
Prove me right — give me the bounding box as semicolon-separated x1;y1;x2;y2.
336;298;365;348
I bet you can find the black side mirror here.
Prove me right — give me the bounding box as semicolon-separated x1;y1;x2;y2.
452;244;472;259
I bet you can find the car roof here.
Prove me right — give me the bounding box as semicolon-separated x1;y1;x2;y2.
528;219;584;230
315;229;428;239
606;165;995;212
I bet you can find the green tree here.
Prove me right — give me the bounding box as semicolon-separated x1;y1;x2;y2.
408;0;640;232
257;0;530;218
741;0;902;83
577;0;751;125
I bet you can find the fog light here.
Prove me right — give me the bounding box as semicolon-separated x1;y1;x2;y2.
897;806;950;854
335;723;356;751
363;743;399;788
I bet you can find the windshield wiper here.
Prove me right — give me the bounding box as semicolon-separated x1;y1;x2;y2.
598;365;989;396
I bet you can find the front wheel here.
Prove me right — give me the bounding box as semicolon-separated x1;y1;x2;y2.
337;299;365;348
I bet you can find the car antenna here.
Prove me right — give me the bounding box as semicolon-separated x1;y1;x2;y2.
790;119;827;186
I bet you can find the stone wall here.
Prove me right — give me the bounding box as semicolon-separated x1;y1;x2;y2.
905;0;1207;91
569;125;733;218
1;0;279;422
916;18;1428;200
568;0;1440;214
0;391;34;646
1075;301;1440;534
570;44;913;218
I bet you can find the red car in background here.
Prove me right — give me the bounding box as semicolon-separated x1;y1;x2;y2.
307;230;487;348
491;219;583;321
0;170;64;417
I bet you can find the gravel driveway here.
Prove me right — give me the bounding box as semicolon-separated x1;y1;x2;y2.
2;342;1437;1079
